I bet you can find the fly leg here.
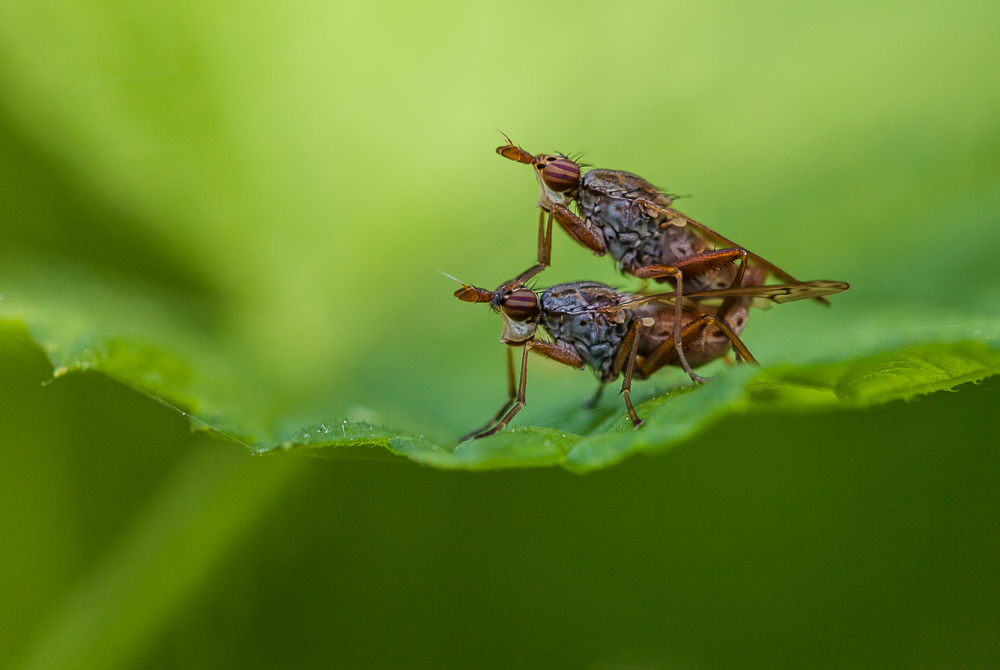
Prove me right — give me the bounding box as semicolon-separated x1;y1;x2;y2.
457;346;518;443
633;248;747;384
696;316;757;365
610;317;654;427
582;382;605;410
711;251;755;362
631;264;700;383
552;205;606;256
540;208;552;265
461;341;585;441
497;210;554;292
487;346;517;423
710;248;750;317
499;205;606;293
637;315;757;380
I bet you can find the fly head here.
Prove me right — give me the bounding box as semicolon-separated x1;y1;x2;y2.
499;287;540;344
531;153;581;211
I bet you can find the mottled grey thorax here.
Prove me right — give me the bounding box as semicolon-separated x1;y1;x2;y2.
577;170;665;274
577;170;721;292
538;282;633;382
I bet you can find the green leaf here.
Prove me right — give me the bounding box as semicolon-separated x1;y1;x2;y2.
5;3;1000;670
1;0;999;473
3;256;998;472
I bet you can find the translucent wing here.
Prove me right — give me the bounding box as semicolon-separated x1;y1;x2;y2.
682;280;850;304
600;192;832;306
605;280;849;312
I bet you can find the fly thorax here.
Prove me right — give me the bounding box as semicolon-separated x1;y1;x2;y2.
577;171;666;273
539;306;631;382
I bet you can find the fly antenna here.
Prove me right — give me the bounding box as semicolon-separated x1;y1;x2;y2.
438;269;466;285
494;130;535;164
440;270;494;304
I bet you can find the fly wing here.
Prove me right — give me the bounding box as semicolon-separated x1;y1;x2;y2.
683;280;850;304
602;194;833;307
604;280;849;312
677;216;832;307
557;282;634;323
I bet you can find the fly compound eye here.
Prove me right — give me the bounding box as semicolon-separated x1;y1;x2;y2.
502;288;540;322
540;157;580;192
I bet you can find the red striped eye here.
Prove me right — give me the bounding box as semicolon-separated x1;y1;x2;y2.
540;157;580;192
502;288;540;322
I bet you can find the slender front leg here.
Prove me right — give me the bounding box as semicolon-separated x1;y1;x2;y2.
496;204;608;294
458;346;518;443
497;211;553;292
461;341;585;441
582;382;606;410
540;208;553;266
489;346;517;422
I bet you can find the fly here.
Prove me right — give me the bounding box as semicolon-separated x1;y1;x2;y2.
453;272;848;441
495;134;849;381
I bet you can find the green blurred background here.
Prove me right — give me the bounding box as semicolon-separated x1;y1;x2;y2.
1;0;999;667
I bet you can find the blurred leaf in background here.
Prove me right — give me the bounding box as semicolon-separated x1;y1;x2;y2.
1;0;999;667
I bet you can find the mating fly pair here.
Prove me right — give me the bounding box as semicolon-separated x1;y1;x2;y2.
454;271;846;440
453;137;849;440
495;135;843;381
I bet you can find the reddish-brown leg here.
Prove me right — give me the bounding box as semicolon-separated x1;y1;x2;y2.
632;264;699;383
458;346;517;443
497;211;554;292
498;206;607;294
672;248;748;280
632;248;748;384
611;317;652;427
461;341;585;441
582;382;606;410
539;209;553;266
709;248;749;319
697;315;757;365
551;205;606;255
705;250;754;363
488;346;517;423
637;316;709;379
637;315;757;380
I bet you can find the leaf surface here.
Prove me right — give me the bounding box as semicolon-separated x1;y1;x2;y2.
3;259;997;472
